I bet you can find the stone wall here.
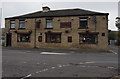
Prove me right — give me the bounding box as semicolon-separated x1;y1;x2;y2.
5;15;108;51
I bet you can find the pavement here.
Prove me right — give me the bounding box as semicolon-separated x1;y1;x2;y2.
2;45;119;78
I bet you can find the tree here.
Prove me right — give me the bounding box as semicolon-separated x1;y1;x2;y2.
115;17;120;45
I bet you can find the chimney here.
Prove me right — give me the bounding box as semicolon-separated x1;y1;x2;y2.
42;6;50;12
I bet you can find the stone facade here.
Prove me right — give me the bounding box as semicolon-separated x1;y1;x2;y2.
5;7;109;51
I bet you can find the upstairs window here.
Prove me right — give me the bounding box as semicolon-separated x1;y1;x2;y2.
36;21;40;28
60;22;71;28
10;20;15;29
80;33;98;44
19;20;25;29
17;33;30;42
46;19;53;29
79;18;88;29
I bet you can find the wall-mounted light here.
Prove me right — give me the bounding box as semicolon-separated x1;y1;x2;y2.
103;17;106;19
36;20;41;23
65;30;69;33
71;17;74;21
88;17;91;20
58;19;60;21
25;19;27;22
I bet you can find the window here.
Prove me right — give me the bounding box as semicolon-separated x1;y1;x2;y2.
80;33;98;44
38;36;42;42
102;33;105;36
36;21;40;28
17;33;30;42
10;20;15;29
68;36;72;43
60;22;71;28
46;33;61;43
46;19;53;28
19;20;25;29
79;18;88;29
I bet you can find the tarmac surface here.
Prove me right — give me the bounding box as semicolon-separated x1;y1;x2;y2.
2;46;119;78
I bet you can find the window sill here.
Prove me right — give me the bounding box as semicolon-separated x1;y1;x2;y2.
80;43;98;44
78;27;88;29
18;28;26;30
45;42;61;43
45;28;53;29
17;41;30;42
10;28;15;30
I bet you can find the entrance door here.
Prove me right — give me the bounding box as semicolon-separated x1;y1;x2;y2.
6;33;12;46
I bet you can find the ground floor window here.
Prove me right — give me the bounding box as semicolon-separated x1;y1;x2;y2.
68;36;72;43
80;33;98;44
46;33;61;43
17;33;30;42
38;36;42;42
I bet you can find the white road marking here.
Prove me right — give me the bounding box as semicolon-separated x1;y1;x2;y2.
107;66;115;69
41;52;68;55
42;68;48;72
51;67;55;69
85;62;95;64
109;50;117;54
58;65;62;67
79;63;84;64
62;65;66;67
81;66;86;67
21;74;32;79
26;74;32;77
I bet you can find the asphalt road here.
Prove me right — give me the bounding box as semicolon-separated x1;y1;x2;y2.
2;47;118;78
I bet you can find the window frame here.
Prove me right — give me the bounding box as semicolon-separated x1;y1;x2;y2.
79;33;98;44
60;22;71;28
68;36;72;43
45;33;61;43
79;17;88;29
46;19;53;29
36;21;41;28
17;33;30;42
19;20;25;29
10;20;15;29
38;36;42;42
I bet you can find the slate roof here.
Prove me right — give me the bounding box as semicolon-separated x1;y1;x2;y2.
5;8;109;19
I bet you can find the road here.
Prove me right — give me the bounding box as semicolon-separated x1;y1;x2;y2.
2;47;118;78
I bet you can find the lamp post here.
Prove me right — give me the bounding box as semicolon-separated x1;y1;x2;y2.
34;19;37;48
34;19;41;48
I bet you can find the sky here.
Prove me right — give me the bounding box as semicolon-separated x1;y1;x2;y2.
1;2;119;31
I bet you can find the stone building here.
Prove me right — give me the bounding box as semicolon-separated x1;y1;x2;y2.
5;7;109;51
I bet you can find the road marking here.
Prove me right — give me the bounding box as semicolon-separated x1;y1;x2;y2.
109;50;117;54
40;52;68;55
85;62;95;64
51;67;55;69
107;66;115;69
79;63;84;64
21;74;32;79
58;65;62;67
81;66;86;67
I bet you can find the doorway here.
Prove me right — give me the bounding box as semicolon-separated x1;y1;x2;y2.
6;33;12;46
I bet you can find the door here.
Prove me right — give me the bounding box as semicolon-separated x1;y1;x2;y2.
6;33;12;46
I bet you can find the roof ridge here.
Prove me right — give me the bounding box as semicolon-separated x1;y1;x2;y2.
5;8;109;19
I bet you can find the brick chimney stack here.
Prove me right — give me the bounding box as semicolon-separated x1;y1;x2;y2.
42;6;50;12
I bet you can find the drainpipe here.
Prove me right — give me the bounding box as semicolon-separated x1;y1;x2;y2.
34;19;37;48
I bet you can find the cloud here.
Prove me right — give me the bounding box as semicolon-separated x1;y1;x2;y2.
1;2;118;30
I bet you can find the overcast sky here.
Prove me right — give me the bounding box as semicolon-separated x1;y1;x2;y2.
1;2;119;31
